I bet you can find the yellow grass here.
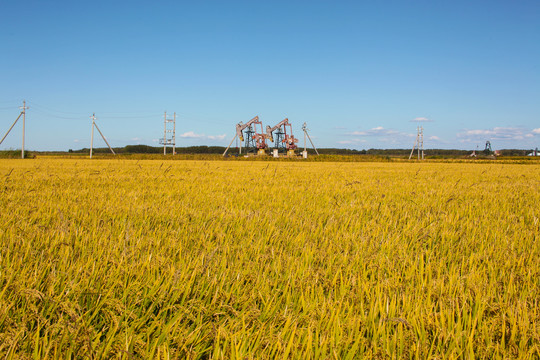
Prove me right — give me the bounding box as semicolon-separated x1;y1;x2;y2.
1;159;539;358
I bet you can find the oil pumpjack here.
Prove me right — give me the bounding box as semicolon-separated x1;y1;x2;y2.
235;116;268;155
265;118;299;156
223;116;299;157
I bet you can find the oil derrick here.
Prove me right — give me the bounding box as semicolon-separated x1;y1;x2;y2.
483;141;493;156
244;125;256;153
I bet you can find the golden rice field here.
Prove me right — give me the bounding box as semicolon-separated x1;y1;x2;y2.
1;158;539;359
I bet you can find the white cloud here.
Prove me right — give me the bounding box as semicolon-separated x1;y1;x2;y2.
348;131;368;136
465;129;493;136
347;127;400;137
131;137;141;141
73;139;80;143
533;128;540;134
180;131;204;138
343;126;417;147
429;136;440;141
337;139;366;145
179;131;227;142
207;134;226;141
457;127;534;142
411;117;433;122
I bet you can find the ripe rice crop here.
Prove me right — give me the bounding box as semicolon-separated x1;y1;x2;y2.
0;159;539;358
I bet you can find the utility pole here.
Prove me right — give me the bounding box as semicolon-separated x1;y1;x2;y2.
417;126;420;160
420;126;424;160
163;111;166;155
173;112;176;155
302;122;319;157
90;113;115;158
90;113;96;158
0;103;24;148
159;111;176;155
20;100;29;159
409;126;425;160
304;125;307;153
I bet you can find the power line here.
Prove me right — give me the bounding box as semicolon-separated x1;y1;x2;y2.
0;100;23;105
31;103;162;120
97;114;161;119
30;102;88;116
11;101;221;124
31;108;87;121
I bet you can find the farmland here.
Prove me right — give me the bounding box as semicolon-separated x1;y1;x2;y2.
1;158;539;358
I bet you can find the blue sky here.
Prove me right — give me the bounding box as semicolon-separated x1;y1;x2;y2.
1;0;539;151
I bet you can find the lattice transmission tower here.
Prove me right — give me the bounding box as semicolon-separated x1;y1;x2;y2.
409;126;424;160
160;112;176;155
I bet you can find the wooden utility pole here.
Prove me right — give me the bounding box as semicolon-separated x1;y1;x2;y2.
20;100;29;159
302;122;319;156
90;113;115;158
90;113;96;158
0;111;23;146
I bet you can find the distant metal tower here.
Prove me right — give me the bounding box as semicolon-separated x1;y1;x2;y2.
160;111;176;155
483;141;492;156
409;126;424;160
223;116;261;156
244;125;256;152
274;127;286;152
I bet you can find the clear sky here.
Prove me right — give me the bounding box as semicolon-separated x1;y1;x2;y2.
1;0;539;151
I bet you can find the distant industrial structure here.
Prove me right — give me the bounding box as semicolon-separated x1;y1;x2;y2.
266;118;298;157
470;141;501;158
233;116;267;155
409;126;424;160
2;100;537;160
223;116;317;158
159;111;176;155
484;141;493;156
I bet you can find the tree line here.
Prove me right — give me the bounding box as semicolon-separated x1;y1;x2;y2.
60;145;536;157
